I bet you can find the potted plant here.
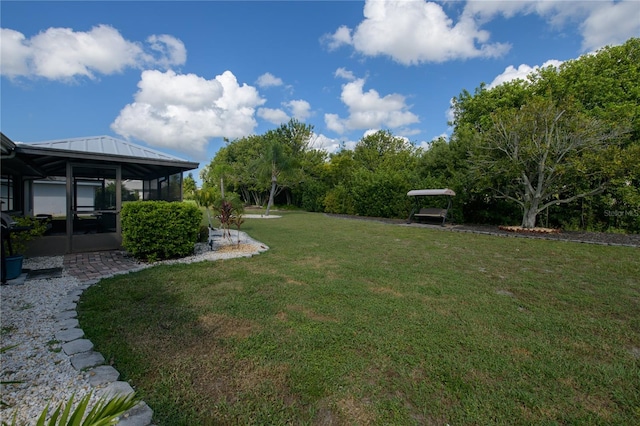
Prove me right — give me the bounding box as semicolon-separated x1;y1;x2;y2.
4;216;49;280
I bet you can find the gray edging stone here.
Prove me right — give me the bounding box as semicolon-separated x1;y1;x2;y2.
55;327;84;342
57;318;80;330
70;350;105;370
101;381;135;398
62;338;93;355
59;279;154;425
58;301;77;311
55;310;77;320
116;402;154;426
88;365;120;386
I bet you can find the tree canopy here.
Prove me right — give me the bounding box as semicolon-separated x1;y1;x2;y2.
448;37;639;231
201;38;638;233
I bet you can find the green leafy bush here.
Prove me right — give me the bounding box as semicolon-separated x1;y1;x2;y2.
9;216;49;254
350;169;414;219
121;201;201;261
297;179;329;213
323;184;356;215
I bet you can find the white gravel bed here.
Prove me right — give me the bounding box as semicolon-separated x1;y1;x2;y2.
0;256;98;425
0;230;268;424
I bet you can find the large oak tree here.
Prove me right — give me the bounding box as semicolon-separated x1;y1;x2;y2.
472;98;622;228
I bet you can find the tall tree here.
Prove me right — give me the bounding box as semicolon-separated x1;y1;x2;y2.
255;134;295;216
472;97;623;228
274;118;314;156
182;173;197;200
203;135;267;205
449;38;639;230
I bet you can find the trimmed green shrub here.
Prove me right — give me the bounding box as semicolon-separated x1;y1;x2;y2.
350;169;414;219
298;179;329;213
121;201;202;261
323;184;356;215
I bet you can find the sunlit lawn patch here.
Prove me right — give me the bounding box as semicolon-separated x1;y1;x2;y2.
78;212;640;425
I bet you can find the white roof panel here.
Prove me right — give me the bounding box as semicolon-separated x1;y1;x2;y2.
407;189;456;197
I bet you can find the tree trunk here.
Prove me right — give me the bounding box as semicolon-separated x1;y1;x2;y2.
220;177;225;199
521;193;541;228
251;191;261;207
521;207;538;228
520;172;542;229
265;178;277;216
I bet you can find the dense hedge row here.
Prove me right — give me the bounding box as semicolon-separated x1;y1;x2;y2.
121;201;202;261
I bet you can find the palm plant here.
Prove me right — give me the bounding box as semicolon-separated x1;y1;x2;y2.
2;392;138;426
255;136;295;216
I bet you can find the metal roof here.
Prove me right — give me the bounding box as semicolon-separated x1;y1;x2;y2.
407;189;456;197
24;135;190;162
1;132;48;178
12;135;198;180
1;132;17;155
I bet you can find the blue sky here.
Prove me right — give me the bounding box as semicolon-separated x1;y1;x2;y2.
2;1;639;180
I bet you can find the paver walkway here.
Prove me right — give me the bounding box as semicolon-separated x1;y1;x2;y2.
63;250;142;282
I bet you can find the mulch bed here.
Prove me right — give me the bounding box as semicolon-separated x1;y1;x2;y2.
326;214;640;247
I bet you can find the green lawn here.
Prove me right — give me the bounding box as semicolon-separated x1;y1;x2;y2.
78;212;640;425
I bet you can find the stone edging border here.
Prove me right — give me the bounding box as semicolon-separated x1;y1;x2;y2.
432;226;640;248
327;213;639;248
55;271;154;426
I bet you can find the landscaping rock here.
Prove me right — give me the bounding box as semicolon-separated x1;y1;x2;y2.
70;351;105;370
55;309;77;320
101;381;135;399
56;318;80;330
55;327;84;342
117;401;154;426
88;365;120;387
62;338;93;355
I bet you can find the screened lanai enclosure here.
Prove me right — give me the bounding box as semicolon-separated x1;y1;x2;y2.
1;134;198;255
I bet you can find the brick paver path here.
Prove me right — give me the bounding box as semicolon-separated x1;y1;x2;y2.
63;251;142;282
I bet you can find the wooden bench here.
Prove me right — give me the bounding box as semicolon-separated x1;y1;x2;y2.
412;208;448;225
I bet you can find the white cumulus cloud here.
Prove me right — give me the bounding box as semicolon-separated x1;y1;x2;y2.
325;0;510;64
325;78;419;134
324;25;352;51
334;67;356;81
285;99;312;120
326;0;638;65
0;29;31;77
488;59;563;89
258;107;290;124
0;25;186;81
580;0;640;51
146;34;187;69
463;0;640;52
112;70;264;156
309;133;342;154
257;99;312;125
256;72;284;88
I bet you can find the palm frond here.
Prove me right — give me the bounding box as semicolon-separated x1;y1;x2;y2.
26;392;139;426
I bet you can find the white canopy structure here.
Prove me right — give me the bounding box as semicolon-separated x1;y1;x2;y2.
406;188;455;225
407;189;456;197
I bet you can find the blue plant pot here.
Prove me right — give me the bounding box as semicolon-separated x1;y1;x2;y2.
4;254;24;280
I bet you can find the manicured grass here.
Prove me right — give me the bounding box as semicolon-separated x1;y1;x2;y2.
78;212;640;425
